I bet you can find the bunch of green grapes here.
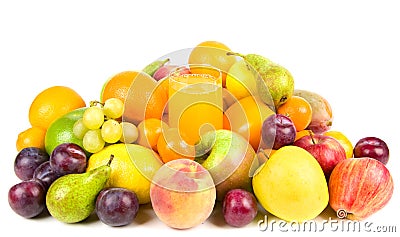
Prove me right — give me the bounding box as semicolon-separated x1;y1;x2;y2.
73;98;138;153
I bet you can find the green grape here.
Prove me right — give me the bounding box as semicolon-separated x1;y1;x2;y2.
103;98;124;119
73;118;89;139
83;106;104;129
120;122;139;144
83;129;105;153
101;119;123;144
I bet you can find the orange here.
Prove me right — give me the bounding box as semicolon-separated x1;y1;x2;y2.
28;86;85;130
188;40;237;87
295;130;313;141
16;127;46;151
100;71;139;103
277;96;312;132
224;96;275;150
144;77;169;120
136;118;169;152
324;130;353;158
156;127;195;163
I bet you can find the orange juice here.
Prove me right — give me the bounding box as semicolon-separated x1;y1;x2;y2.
168;65;223;145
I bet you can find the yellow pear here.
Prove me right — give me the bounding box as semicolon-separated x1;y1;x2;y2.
252;146;328;222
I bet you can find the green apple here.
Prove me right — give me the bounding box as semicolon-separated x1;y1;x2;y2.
195;129;258;201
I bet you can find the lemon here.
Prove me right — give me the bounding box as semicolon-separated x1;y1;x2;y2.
87;143;163;204
252;146;329;222
45;107;87;155
324;130;354;158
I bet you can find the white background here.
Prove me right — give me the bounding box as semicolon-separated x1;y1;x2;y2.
0;0;398;236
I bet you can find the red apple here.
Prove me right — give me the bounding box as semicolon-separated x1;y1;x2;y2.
293;134;346;179
329;158;393;220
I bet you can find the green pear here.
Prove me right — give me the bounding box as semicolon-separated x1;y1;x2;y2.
143;58;170;77
46;156;113;223
227;52;294;108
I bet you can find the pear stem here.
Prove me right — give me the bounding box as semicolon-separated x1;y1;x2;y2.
107;154;114;166
226;51;245;58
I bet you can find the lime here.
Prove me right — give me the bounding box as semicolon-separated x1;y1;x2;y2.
45;107;88;155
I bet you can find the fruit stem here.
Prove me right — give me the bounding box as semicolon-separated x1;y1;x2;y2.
161;58;170;66
309;131;316;145
90;100;104;107
107;154;114;166
226;51;245;58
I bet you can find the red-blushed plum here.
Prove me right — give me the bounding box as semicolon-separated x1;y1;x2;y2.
33;161;62;190
50;143;87;176
8;180;46;218
222;189;258;227
96;187;139;227
261;114;296;150
353;137;389;165
14;147;49;181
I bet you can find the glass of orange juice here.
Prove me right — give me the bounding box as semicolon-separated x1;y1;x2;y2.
168;64;223;145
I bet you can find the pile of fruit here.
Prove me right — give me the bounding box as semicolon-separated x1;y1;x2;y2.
9;41;393;229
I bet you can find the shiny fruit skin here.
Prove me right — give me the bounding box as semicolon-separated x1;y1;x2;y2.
329;158;393;220
33;161;61;190
8;180;46;218
353;137;389;165
261;114;296;150
222;189;258;227
96;188;139;227
294;134;346;179
50;143;87;176
14;147;49;181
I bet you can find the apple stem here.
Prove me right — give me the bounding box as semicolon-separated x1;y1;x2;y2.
309;131;316;145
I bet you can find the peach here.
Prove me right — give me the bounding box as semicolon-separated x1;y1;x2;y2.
150;159;216;229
